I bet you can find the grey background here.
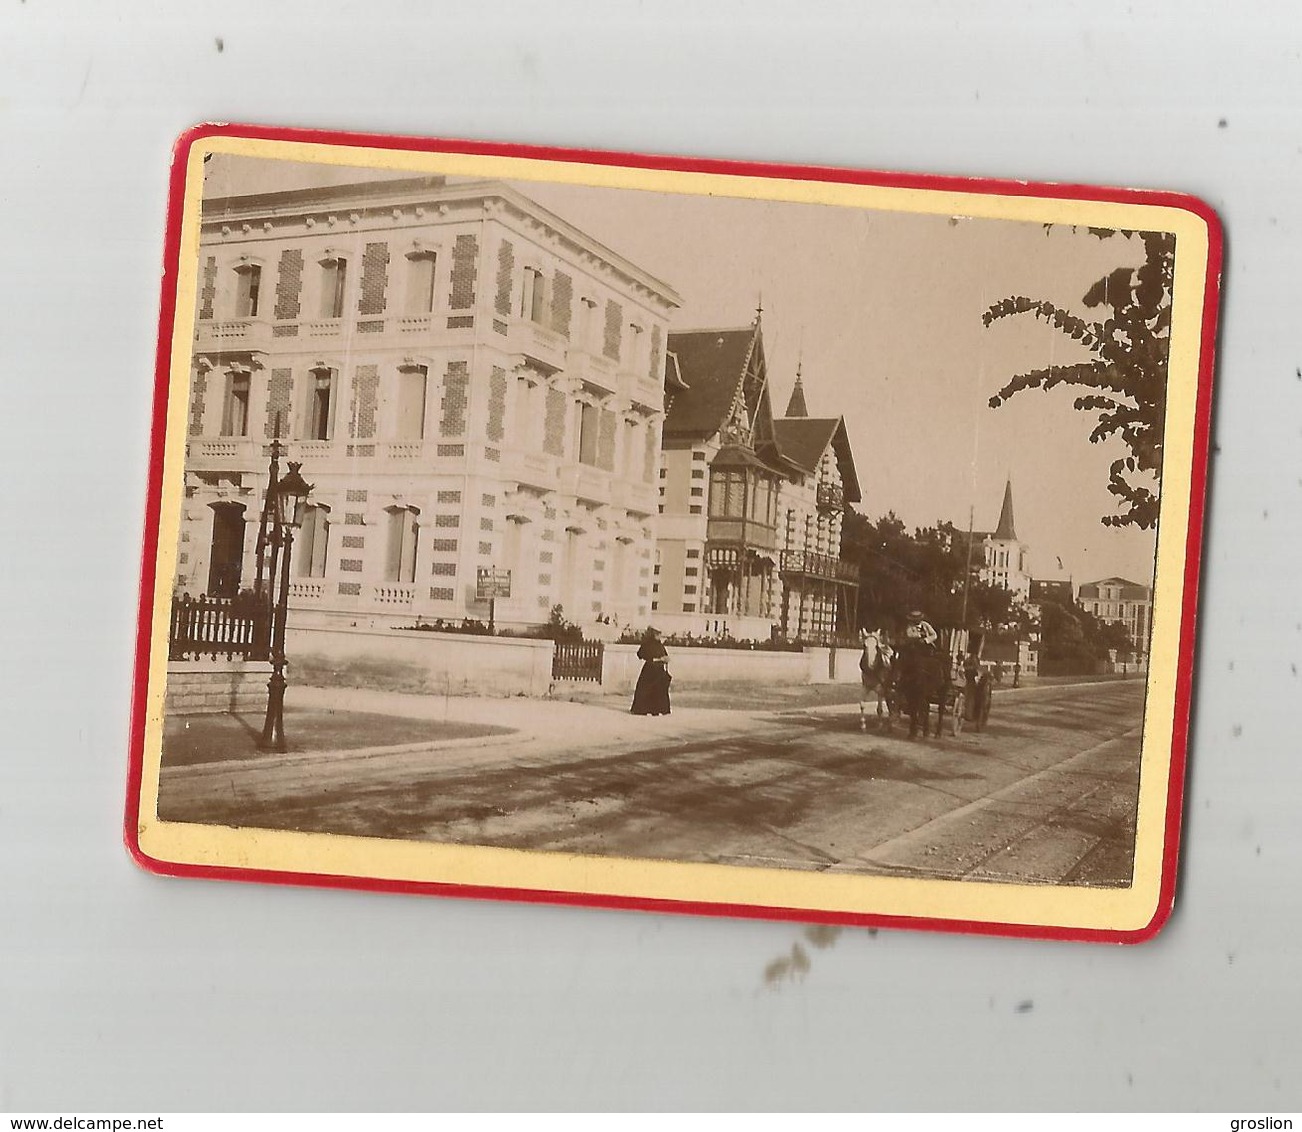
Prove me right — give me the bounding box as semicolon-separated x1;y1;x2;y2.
1;0;1295;1112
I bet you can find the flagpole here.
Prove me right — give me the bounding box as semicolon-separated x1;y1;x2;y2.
961;504;975;627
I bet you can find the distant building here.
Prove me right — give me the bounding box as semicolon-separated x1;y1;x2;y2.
970;480;1031;600
653;318;860;641
1029;578;1074;607
176;175;679;631
1078;577;1153;656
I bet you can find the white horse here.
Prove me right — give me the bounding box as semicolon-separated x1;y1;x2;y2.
857;628;896;732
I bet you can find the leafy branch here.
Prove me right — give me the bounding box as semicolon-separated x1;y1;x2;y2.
983;230;1175;529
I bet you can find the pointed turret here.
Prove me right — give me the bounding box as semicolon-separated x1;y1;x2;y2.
785;363;809;418
994;479;1017;541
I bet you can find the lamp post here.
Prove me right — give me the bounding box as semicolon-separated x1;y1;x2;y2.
259;461;313;752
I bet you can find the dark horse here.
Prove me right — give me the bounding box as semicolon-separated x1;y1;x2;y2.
893;638;956;739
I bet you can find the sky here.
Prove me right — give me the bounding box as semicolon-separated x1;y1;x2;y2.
203;154;1161;588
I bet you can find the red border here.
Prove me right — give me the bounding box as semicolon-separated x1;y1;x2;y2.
125;123;1223;944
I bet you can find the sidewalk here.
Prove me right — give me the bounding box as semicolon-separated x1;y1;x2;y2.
289;683;779;749
163;675;1140;774
162;683;790;776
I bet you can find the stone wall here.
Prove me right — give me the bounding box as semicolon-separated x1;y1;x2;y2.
165;659;273;715
286;625;554;697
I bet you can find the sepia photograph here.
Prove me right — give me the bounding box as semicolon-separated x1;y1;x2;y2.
129;128;1217;939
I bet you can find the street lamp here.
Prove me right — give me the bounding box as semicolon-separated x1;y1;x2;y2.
259;461;313;752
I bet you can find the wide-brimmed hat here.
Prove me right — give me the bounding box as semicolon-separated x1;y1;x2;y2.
908;610;925;619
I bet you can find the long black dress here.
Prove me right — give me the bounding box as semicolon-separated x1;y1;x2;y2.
630;639;671;716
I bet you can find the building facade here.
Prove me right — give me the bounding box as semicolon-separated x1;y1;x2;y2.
652;319;859;642
771;371;862;642
1078;577;1153;656
176;175;679;631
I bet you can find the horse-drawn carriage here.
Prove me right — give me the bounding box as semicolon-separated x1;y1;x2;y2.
859;624;992;739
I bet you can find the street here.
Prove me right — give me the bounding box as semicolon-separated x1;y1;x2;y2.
157;679;1145;888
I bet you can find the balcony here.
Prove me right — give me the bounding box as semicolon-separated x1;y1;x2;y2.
194;317;272;353
816;483;844;512
190;437;261;464
371;584;417;607
287;581;326;602
780;550;859;582
629;374;663;411
567;348;619;395
301;318;345;339
706;517;777;553
572;464;611;505
395;314;433;335
509;317;568;374
506;450;558;492
614;480;658;516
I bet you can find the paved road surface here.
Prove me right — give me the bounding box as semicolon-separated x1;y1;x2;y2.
157;680;1144;887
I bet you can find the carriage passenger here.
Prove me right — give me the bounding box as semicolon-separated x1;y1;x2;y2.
904;610;938;648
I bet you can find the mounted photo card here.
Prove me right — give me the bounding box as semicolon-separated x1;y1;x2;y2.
127;125;1220;942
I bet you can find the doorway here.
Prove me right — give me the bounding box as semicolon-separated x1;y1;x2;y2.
207;503;247;598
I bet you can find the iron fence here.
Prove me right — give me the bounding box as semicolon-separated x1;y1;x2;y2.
169;593;270;662
552;640;604;682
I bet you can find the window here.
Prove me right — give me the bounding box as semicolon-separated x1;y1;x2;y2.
691;468;705;479
522;267;546;323
307;367;335;440
386;507;420;584
320;258;347;319
221;372;250;437
710;470;746;518
235;265;262;318
578;402;600;466
395;366;428;440
297;505;330;578
406;253;437;315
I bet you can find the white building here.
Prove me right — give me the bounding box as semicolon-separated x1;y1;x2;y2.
176;174;679;631
1078;577;1153;656
971;480;1031;601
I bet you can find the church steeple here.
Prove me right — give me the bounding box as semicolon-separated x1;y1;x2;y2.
994;479;1017;541
785;361;809;418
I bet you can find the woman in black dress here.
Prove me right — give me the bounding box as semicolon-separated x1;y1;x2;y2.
630;628;671;716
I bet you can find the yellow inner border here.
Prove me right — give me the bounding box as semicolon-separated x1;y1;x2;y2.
136;134;1211;933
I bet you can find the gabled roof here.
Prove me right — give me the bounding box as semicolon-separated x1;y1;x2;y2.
1079;576;1151;600
662;327;756;440
770;418;863;503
